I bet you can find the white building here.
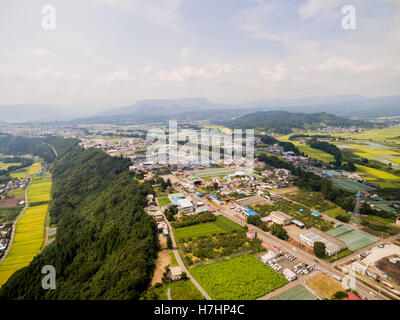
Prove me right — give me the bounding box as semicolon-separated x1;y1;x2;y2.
270;211;293;226
177;198;194;213
300;227;346;257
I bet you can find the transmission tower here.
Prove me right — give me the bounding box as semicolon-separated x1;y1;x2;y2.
351;191;362;225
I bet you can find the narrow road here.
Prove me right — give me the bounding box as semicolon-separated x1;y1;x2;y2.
157;199;212;300
0;181;29;265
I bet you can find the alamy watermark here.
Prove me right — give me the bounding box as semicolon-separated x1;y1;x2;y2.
42;265;56;290
41;5;56;30
342;5;356;30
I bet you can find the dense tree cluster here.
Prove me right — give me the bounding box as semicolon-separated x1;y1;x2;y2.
258;135;302;155
0;137;158;300
270;223;288;240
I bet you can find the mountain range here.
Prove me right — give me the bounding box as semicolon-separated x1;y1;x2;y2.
1;95;399;123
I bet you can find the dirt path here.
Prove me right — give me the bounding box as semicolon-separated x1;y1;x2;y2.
150;249;172;286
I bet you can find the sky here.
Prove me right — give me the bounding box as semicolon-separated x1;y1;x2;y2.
0;0;399;114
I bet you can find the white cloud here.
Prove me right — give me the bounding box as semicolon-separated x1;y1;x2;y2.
180;47;191;57
298;0;340;20
97;70;136;83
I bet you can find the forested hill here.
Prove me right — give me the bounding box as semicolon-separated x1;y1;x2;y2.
0;136;158;299
224;111;373;134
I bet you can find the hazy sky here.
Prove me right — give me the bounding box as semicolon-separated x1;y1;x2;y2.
0;0;399;112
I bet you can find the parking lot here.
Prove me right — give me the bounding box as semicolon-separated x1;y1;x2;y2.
258;250;316;282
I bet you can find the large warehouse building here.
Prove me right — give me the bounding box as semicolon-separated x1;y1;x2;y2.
300;227;346;256
269;211;293;226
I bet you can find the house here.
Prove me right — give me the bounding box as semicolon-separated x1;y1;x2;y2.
300;227;347;256
168;266;182;281
246;228;257;239
270;211;293;225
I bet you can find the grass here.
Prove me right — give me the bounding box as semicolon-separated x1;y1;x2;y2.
170;251;179;267
271;285;318;300
0;204;48;286
153;280;205;300
174;215;243;242
323;207;348;219
191;255;288;300
157;196;171;207
306;274;343;299
326;249;353;263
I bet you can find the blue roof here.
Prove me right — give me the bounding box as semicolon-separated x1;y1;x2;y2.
355;193;364;198
312;211;321;216
210;194;222;203
172;197;184;204
242;206;261;216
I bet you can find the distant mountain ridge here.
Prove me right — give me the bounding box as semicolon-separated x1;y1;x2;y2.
1;94;399;123
224;111;373;134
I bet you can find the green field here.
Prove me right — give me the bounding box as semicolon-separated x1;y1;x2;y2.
192;168;236;178
28;178;52;204
0;204;48;286
191;255;288;300
174;215;243;242
10;162;42;179
157;196;171;206
153;280;205;300
0;162;21;170
331;127;400;141
327;226;379;251
331;178;377;192
271;285;318;300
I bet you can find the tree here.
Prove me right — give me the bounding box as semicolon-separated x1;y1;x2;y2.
166;235;173;249
271;223;288;240
314;241;326;258
247;215;262;227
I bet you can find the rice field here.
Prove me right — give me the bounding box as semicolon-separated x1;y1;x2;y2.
0;204;48;286
277;136;335;163
28;178;52;204
356;165;400;182
331;127;400;141
10;162;42;179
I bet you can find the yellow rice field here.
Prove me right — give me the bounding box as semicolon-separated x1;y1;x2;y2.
0;204;48;286
28;178;52;204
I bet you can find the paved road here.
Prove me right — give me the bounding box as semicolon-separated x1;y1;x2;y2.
156;199;212;300
0;181;29;265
